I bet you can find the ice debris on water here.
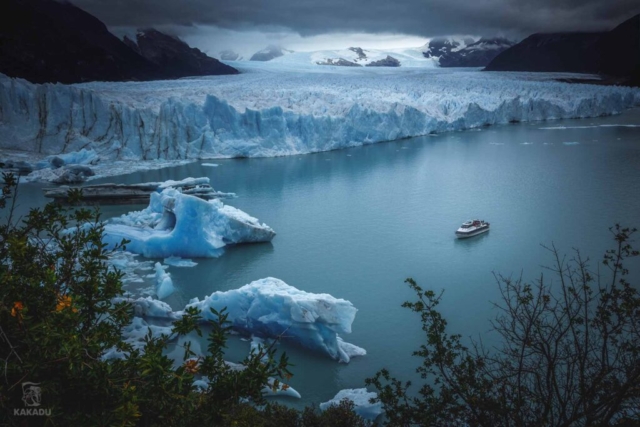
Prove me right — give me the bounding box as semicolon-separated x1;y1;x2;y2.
163;256;198;267
320;388;383;421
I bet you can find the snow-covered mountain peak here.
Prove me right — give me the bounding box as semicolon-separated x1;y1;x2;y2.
423;36;515;67
249;45;294;61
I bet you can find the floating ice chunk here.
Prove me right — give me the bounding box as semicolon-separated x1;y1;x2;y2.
250;335;274;363
337;336;367;361
102;316;173;360
193;379;209;391
193;366;301;398
166;336;203;368
599;124;640;128
112;295;177;319
107;251;154;283
541;124;640;130
202;163;219;167
184;277;363;363
562;141;580;145
157;177;210;189
320;388;383;421
103;188;275;258
264;378;301;399
154;262;175;299
46;149;100;168
224;362;301;398
164;256;198;267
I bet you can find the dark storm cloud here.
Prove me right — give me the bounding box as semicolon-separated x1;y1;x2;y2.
71;0;640;37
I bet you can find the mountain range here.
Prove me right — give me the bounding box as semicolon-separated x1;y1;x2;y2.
422;37;516;67
485;14;640;85
0;0;237;84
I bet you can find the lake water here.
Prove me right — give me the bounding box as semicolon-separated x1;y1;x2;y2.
13;108;640;409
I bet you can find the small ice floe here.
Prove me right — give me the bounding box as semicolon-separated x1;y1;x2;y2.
599;124;640;128
520;142;533;145
202;163;219;167
194;363;301;398
562;141;580;145
107;251;154;284
250;336;273;363
102;316;173;360
489;142;505;145
320;388;383;421
154;262;175;299
540;125;589;130
164;256;198;267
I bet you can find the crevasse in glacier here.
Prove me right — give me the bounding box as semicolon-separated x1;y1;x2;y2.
1;68;638;163
103;188;275;258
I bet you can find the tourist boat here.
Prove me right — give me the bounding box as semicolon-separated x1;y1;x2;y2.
455;219;490;238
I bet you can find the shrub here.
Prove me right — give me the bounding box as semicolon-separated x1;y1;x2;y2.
0;175;292;426
368;225;640;426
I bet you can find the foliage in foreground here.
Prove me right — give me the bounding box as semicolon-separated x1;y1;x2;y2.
368;225;640;426
0;174;304;426
2;169;639;426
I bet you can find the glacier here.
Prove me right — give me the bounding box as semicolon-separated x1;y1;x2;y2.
1;65;639;173
103;187;275;258
320;388;383;421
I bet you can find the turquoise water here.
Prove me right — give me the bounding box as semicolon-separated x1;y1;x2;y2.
13;109;640;408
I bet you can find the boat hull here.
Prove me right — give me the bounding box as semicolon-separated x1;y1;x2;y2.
455;226;490;239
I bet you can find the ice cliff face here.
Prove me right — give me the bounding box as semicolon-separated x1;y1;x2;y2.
1;67;639;161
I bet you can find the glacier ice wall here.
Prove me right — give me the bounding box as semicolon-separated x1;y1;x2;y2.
1;70;639;160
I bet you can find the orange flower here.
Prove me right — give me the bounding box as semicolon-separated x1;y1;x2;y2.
183;359;199;374
11;301;24;317
55;294;77;313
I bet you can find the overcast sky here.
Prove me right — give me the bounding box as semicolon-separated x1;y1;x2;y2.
74;0;640;57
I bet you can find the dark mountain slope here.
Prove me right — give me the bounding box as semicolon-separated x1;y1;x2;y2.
0;0;159;83
127;29;238;77
0;0;237;84
485;14;639;84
